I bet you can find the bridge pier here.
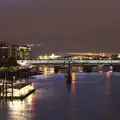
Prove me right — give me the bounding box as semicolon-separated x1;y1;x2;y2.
54;66;59;73
112;65;120;72
102;65;111;72
66;62;72;84
82;65;95;72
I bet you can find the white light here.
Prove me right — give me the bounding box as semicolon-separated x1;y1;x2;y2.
118;54;120;58
52;53;54;56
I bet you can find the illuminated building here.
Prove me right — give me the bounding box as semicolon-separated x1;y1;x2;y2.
18;45;31;60
0;44;9;60
9;45;18;58
39;53;61;60
68;53;119;59
0;44;31;60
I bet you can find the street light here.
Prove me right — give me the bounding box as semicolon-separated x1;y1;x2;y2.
4;70;7;82
3;67;8;82
13;76;15;83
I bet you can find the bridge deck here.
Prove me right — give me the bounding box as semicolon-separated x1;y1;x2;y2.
17;60;120;65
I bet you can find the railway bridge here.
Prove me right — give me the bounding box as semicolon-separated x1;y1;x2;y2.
17;59;120;72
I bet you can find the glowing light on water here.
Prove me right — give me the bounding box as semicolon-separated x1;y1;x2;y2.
8;93;36;120
8;100;26;120
106;72;110;78
72;72;76;82
43;67;54;76
72;72;76;94
106;72;111;96
43;67;48;76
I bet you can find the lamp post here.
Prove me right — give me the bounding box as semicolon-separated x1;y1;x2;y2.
13;76;15;83
4;70;7;82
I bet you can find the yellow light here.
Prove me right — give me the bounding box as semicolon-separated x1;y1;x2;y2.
26;53;29;56
44;67;48;75
44;56;48;60
39;56;44;59
49;67;54;74
3;84;35;97
27;94;34;105
19;46;27;50
8;100;26;120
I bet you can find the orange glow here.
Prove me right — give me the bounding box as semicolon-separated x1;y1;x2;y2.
106;72;110;78
105;71;111;107
72;72;75;81
72;72;76;96
106;72;110;96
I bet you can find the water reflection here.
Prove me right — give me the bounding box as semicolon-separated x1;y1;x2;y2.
8;94;36;120
106;72;110;79
67;84;71;92
103;72;111;117
66;72;76;93
8;100;25;120
43;67;54;76
43;67;48;76
72;72;76;94
106;72;111;96
2;67;120;120
0;100;7;108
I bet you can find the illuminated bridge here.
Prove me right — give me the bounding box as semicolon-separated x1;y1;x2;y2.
17;60;120;65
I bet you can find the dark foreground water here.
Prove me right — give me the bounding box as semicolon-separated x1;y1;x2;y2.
1;68;120;120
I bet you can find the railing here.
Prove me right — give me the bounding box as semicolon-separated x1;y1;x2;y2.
17;60;120;64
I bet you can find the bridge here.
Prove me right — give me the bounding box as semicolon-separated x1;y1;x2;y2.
17;60;120;65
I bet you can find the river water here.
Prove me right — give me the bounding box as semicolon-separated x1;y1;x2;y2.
1;67;120;120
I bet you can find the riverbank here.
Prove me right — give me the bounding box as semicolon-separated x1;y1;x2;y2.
0;69;42;81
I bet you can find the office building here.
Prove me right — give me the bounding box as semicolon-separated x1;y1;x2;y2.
0;44;9;60
18;45;31;60
0;44;31;60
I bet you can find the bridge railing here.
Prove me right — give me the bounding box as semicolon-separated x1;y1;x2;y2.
17;60;120;64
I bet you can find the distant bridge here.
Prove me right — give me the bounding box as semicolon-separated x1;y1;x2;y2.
17;60;120;65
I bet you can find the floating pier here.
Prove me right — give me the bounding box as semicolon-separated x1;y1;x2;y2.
0;81;36;100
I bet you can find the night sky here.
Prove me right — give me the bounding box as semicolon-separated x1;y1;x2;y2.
0;0;120;56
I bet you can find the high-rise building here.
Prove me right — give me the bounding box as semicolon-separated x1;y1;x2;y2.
0;44;9;60
9;45;18;58
0;44;31;60
18;45;31;60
